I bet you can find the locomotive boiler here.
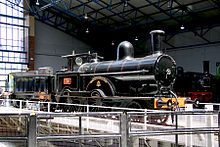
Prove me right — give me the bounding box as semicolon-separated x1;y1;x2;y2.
55;30;178;109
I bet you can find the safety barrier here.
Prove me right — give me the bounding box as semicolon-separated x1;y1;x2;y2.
0;98;147;112
0;110;218;147
0;99;219;147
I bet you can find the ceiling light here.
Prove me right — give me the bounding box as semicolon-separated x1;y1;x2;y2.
84;13;88;19
135;36;138;41
111;41;115;46
86;28;89;33
180;25;185;30
36;0;39;5
125;1;128;7
167;1;170;8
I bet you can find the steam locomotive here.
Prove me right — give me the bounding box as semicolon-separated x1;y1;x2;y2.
6;30;190;110
174;66;220;103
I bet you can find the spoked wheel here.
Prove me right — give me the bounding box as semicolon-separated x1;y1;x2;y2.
39;100;49;111
91;89;106;97
90;89;107;112
125;101;143;109
90;99;108;112
147;114;169;124
63;98;77;112
120;100;144;122
120;100;143;109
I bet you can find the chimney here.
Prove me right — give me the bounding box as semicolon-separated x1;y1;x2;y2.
150;30;165;54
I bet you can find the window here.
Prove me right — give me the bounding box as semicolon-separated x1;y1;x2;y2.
0;0;28;90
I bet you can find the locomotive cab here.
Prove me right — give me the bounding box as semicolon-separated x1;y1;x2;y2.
56;51;104;101
62;51;103;71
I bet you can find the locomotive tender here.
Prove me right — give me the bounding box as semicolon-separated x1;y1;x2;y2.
7;30;190;109
6;67;54;101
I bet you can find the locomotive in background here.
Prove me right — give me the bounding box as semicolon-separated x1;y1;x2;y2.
174;62;220;104
6;30;190;110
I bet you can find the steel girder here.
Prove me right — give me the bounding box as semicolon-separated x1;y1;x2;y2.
6;0;219;32
4;0;220;52
144;0;215;44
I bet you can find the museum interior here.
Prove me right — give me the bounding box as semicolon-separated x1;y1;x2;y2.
0;0;220;146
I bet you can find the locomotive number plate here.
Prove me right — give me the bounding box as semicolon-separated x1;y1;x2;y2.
63;78;71;84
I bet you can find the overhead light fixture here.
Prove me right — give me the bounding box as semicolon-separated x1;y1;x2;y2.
86;28;89;33
180;25;185;30
111;41;115;46
36;0;39;5
84;13;88;19
167;1;170;8
125;0;128;7
135;36;138;41
180;10;185;30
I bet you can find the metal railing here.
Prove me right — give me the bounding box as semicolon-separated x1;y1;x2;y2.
0;111;218;147
0;98;149;113
0;112;30;147
0;98;219;147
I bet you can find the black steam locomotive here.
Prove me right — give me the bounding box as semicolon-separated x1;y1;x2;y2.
6;30;186;109
174;66;220;103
